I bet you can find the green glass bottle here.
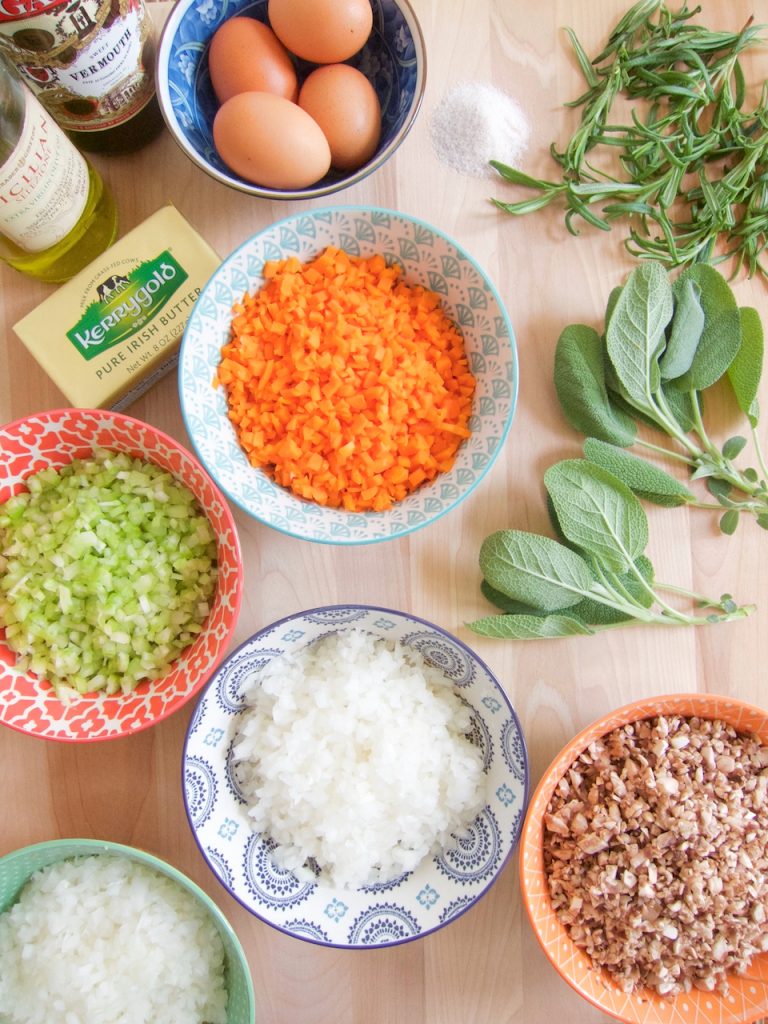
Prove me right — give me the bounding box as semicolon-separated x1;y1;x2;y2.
0;51;117;282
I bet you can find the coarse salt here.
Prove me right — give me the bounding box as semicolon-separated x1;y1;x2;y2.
430;81;530;179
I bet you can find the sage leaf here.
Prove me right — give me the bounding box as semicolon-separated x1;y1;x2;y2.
605;285;623;329
626;554;655;607
757;513;768;530
661;277;704;380
707;477;733;500
480;579;543;616
727;306;763;427
583;437;695;506
720;509;740;534
478;530;594;612
554;324;637;446
691;461;718;481
660;383;696;433
468;613;595;639
544;459;649;571
670;265;742;392
606;262;673;410
722;436;747;460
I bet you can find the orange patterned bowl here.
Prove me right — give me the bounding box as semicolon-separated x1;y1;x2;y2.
520;693;768;1024
0;408;243;742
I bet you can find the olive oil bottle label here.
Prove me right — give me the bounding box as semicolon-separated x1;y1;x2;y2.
0;86;89;251
0;0;156;133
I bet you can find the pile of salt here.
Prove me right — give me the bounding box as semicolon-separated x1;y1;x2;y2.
430;81;530;179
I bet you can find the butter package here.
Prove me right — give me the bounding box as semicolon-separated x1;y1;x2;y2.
13;205;220;410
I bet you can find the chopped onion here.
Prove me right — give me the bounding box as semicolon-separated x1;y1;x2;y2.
0;448;218;699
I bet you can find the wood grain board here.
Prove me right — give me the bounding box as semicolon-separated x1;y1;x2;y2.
1;1;768;1020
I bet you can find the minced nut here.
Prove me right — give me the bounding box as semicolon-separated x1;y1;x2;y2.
543;715;768;998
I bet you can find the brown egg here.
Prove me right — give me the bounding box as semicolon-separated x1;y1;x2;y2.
213;91;331;190
208;17;298;103
267;0;372;64
298;64;381;172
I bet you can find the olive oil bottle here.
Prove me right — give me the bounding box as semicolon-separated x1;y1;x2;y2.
0;51;117;282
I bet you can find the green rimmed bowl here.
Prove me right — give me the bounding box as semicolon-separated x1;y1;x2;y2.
0;838;255;1024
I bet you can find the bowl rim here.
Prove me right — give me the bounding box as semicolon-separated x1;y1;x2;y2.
155;0;427;200
182;601;530;950
177;203;520;546
519;691;768;1024
0;837;257;1017
0;406;244;743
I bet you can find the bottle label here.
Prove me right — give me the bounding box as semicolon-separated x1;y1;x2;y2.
0;87;89;251
0;0;155;133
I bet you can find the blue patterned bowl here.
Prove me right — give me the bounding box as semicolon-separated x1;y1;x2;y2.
179;205;518;544
156;0;425;199
183;604;529;949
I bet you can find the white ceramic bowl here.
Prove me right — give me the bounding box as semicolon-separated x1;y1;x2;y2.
178;206;518;544
182;604;529;948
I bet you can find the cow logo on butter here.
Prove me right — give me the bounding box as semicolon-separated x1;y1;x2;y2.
67;251;189;360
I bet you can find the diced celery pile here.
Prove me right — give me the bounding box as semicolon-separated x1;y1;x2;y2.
0;447;218;700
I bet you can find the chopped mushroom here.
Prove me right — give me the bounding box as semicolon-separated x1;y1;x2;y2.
543;715;768;997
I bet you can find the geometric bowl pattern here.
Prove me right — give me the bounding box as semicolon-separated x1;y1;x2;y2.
183;604;529;948
520;692;768;1024
179;206;518;544
0;408;243;742
157;0;426;200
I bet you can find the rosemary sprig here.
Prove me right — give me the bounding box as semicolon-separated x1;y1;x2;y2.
492;0;768;277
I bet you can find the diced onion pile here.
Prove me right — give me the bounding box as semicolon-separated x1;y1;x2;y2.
233;629;485;889
0;855;228;1023
0;448;218;700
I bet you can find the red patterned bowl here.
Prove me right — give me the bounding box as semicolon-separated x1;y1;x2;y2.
520;693;768;1024
0;408;243;742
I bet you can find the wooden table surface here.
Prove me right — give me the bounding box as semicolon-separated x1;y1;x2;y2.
2;1;768;1021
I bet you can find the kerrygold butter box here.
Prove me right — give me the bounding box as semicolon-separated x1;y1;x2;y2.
13;205;220;410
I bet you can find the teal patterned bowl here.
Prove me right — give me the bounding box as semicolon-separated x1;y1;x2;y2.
179;206;518;545
0;838;255;1023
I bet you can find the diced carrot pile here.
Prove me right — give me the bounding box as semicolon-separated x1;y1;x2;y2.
217;246;476;512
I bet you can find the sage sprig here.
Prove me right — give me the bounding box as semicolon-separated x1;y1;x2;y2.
491;0;768;277
554;260;768;533
469;459;754;640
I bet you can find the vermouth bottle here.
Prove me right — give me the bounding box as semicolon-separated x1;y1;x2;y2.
0;52;117;281
0;0;164;154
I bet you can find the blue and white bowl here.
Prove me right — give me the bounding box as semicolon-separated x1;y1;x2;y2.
156;0;425;199
179;206;518;544
183;605;529;949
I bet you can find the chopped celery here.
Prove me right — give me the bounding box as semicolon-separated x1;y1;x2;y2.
0;448;218;700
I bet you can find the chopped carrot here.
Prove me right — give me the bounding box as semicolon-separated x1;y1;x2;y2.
217;246;476;512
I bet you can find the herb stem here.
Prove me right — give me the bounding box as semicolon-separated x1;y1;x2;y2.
651;389;702;457
688;390;719;456
635;436;695;465
750;424;768;483
493;0;768;277
654;580;731;607
589;581;657;621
